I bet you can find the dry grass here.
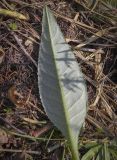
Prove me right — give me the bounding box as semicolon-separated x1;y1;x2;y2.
0;0;117;159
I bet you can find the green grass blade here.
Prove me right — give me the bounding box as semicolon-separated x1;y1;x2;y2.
81;145;102;160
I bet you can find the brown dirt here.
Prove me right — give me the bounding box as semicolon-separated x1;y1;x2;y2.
0;0;117;159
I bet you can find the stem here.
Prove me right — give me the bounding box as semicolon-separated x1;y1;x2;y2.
70;143;80;160
0;148;40;155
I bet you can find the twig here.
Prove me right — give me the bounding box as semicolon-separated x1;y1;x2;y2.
5;129;64;141
47;142;64;153
10;31;37;68
30;123;52;137
86;115;113;137
12;88;45;114
2;0;14;10
0;148;41;155
0;116;25;134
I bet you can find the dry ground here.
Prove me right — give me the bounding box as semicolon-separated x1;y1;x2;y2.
0;0;117;159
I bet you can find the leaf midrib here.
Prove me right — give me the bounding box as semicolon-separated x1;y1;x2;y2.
45;6;79;160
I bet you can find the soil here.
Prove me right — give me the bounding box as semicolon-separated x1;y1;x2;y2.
0;0;117;159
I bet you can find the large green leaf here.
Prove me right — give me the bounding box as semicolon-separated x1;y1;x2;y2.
38;6;87;160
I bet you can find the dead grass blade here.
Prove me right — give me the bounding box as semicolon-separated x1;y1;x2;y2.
0;8;28;20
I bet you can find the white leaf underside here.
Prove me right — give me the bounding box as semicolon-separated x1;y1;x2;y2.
38;6;87;154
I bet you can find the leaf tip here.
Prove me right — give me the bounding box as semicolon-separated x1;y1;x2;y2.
43;5;49;12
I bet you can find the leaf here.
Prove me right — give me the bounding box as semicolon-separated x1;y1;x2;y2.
109;148;117;159
0;128;9;144
109;143;117;160
95;150;103;160
103;0;117;8
81;145;102;160
9;22;17;30
38;6;87;160
8;86;25;107
109;140;117;151
84;142;99;150
103;143;110;160
0;9;28;20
